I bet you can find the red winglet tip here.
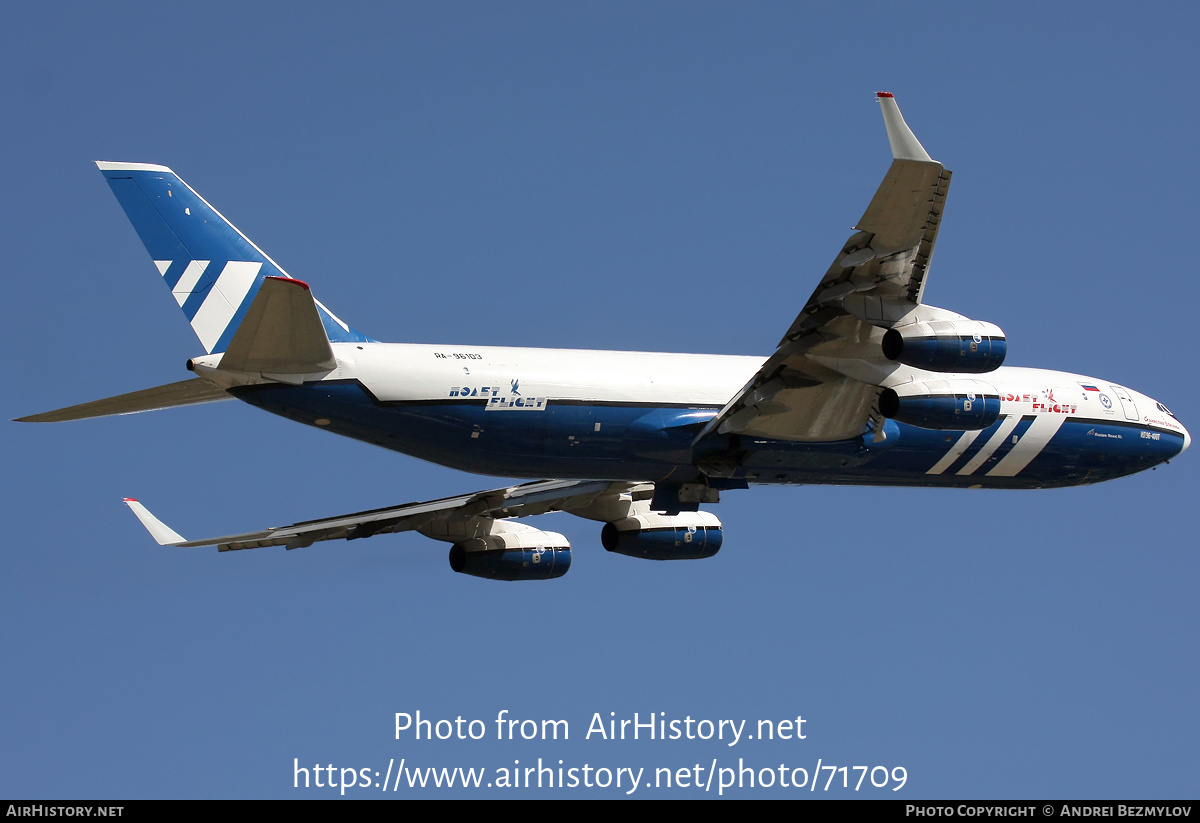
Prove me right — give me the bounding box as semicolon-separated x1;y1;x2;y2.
876;91;894;98
123;498;137;502
266;276;311;291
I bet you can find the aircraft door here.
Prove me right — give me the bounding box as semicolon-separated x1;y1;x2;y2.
1109;385;1140;422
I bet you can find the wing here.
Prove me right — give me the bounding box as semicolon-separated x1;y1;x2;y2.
695;92;951;445
124;478;631;551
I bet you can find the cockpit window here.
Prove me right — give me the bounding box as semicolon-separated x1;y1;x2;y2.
1156;402;1174;417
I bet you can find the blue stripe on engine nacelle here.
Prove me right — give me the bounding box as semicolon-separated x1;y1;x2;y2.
447;545;571;580
880;388;1002;431
896;335;1007;373
882;323;1007;374
601;524;723;560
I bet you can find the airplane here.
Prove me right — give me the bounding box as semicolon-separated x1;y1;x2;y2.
18;92;1190;581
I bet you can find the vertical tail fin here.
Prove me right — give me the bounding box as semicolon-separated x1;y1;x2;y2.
96;162;371;353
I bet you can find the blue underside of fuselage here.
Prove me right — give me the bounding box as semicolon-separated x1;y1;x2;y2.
230;381;1185;489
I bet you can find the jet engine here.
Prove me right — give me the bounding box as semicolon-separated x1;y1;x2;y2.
882;319;1006;373
601;511;723;560
879;378;1001;431
447;529;571;580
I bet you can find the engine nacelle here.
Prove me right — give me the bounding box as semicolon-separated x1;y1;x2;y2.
601;511;723;560
882;320;1006;373
448;530;571;580
879;378;1001;431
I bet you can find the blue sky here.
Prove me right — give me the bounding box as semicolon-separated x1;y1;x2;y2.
3;2;1197;798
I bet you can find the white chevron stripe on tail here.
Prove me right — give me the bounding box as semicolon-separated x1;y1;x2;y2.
190;261;261;352
171;260;210;307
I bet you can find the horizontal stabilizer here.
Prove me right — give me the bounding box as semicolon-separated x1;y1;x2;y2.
16;378;230;423
218;276;336;373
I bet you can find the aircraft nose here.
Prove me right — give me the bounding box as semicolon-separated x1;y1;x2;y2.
1143;393;1189;457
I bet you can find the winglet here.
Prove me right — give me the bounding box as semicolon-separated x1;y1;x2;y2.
123;498;187;546
217;276;337;373
876;92;933;162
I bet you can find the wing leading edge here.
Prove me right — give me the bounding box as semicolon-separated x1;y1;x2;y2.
695;92;950;446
